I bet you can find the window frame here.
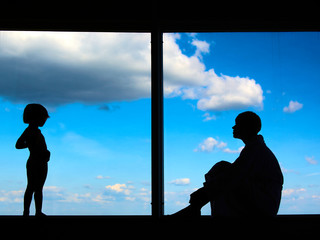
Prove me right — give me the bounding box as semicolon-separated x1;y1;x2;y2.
1;18;319;218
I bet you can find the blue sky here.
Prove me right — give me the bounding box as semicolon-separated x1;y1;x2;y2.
0;31;320;215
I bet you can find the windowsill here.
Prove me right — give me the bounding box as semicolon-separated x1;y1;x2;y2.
0;214;319;236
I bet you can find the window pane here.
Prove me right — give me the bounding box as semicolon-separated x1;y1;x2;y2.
0;31;151;215
164;32;320;215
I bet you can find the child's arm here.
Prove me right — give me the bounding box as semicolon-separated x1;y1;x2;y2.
15;129;29;149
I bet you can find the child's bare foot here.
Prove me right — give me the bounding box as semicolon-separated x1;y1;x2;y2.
35;212;47;217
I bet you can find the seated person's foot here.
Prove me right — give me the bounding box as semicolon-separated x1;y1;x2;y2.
171;205;201;217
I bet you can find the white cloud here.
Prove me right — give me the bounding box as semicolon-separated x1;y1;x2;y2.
169;178;191;186
0;32;264;112
306;172;320;177
42;186;85;203
282;188;306;197
196;74;264;111
43;183;141;204
194;137;243;154
0;190;24;203
163;34;264;111
280;164;300;174
59;192;92;203
202;112;216;121
165;189;196;211
91;194;115;203
102;183;150;204
283;100;303;113
223;146;244;154
96;175;111;179
164;34;208;96
105;183;132;195
0;183;150;208
44;186;63;192
191;39;210;59
305;156;318;165
194;137;227;152
312;195;320;200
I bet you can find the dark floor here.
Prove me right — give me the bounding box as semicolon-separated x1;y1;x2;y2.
1;215;319;237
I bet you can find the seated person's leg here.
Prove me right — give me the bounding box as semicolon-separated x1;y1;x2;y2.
171;187;209;217
205;161;232;183
171;161;232;217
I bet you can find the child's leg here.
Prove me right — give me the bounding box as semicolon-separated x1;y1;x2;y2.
23;185;33;216
24;166;35;216
34;164;48;216
34;189;43;215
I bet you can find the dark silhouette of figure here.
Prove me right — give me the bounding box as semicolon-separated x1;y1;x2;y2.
173;111;284;217
16;103;50;217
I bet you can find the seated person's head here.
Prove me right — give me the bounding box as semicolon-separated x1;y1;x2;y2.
232;111;261;140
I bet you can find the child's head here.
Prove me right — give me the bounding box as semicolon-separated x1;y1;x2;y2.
23;103;49;127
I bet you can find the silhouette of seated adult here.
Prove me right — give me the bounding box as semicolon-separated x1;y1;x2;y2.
173;111;284;217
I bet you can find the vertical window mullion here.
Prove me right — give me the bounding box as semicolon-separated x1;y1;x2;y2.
151;30;164;218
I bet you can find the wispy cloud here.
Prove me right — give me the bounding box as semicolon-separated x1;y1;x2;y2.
0;189;24;203
42;183;149;206
169;178;191;186
202;112;216;121
283;100;303;113
98;104;120;112
280;165;300;174
282;188;306;197
305;156;318;165
223;146;244;154
306;172;320;177
96;175;111;179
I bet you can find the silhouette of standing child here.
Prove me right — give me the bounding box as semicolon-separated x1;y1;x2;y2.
16;104;50;217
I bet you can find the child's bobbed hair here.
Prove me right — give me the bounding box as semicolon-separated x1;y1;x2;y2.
23;103;49;124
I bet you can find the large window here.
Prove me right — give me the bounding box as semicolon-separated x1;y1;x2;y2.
164;32;320;214
1;31;320;216
0;31;151;215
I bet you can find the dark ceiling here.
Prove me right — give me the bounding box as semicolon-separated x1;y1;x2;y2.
0;0;319;32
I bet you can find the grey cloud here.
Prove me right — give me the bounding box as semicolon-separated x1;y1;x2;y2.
0;32;151;107
0;57;150;107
